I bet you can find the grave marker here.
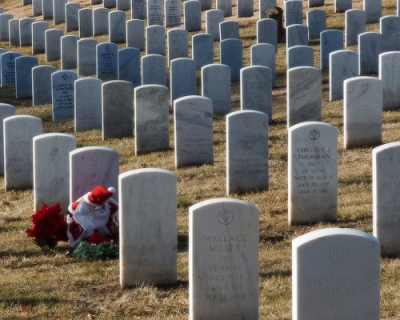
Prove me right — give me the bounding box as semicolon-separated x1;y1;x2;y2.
118;47;141;87
184;0;201;32
96;42;118;81
51;70;78;121
32;65;56;105
189;198;259;319
220;38;243;82
292;228;380;320
174;95;213;168
4;115;42;190
78;38;97;77
288;121;338;224
120;169;177;287
93;8;109;36
0;104;15;175
127;19;145;50
15;56;38;99
45;28;63;62
1;52;21;87
147;0;163;26
32;21;49;54
142;54;167;86
345;9;366;47
109;10;126;43
170;58;196;104
65;2;80;32
33;133;76;212
227;110;269;194
61;35;78;70
379;52;400;111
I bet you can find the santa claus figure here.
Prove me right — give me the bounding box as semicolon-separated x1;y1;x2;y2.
66;185;119;248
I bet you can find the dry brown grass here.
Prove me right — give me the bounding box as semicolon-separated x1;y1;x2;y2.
0;0;400;319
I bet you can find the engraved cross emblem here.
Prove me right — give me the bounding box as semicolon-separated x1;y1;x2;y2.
309;129;320;140
244;117;252;127
62;74;67;80
90;154;99;166
20;121;27;130
218;209;233;225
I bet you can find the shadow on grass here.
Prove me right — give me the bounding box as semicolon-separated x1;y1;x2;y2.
178;234;188;252
1;296;61;308
260;269;291;279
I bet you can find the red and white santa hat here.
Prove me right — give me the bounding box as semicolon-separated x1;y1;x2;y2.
84;185;116;206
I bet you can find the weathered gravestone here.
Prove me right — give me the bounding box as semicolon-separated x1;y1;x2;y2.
4;115;42;190
308;0;323;7
42;0;53;19
61;35;78;70
251;43;276;87
147;0;163;26
32;65;56;105
146;25;165;55
167;28;188;65
117;0;130;11
287;45;314;69
320;29;343;70
373;142;400;256
32;0;42;16
134;85;170;155
19;17;35;46
165;0;181;28
227;110;269;195
345;9;366;47
70;146;119;203
284;0;303;28
170;58;196;104
96;42;118;81
335;0;351;13
358;32;382;75
364;0;381;24
131;0;147;19
33;133;76;212
9;19;20;47
379;52;400;111
32;21;49;54
201;64;231;116
292;228;380;320
141;54;167;86
257;18;278;52
192;33;214;70
189;198;259;319
1;52;21;87
219;21;240;40
65;2;80;32
45;28;63;62
217;0;232;17
288;121;338;224
380;15;400;52
78;38;97;77
306;9;326;40
118;47;141;87
220;38;243;82
119;168;177;287
102;80;134;140
240;66;272;122
104;0;116;9
343;76;382;149
237;0;253;17
109;10;126;43
127;19;145;50
329;50;358;101
51;70;78;121
15;56;38;99
93;8;109;36
174;95;213;168
0;104;15;176
286;24;308;50
184;0;201;32
206;9;224;41
53;0;67;25
0;13;13;41
79;8;93;38
287;66;321;127
74;77;102;132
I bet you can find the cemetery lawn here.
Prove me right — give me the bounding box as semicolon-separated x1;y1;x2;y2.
1;0;400;319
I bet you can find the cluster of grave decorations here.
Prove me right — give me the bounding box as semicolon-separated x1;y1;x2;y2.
0;0;396;318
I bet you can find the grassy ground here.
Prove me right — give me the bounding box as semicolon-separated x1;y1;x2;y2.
0;0;400;319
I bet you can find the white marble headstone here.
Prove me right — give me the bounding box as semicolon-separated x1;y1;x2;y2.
292;228;380;320
33;133;76;212
189;198;259;319
119;168;177;287
288;121;338;224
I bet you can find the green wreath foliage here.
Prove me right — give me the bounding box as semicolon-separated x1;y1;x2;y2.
71;241;119;260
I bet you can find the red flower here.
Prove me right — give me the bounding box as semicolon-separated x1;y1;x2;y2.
26;203;68;248
86;230;112;245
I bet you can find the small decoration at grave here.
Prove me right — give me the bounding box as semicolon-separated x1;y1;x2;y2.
26;202;68;249
66;185;119;248
26;186;119;260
